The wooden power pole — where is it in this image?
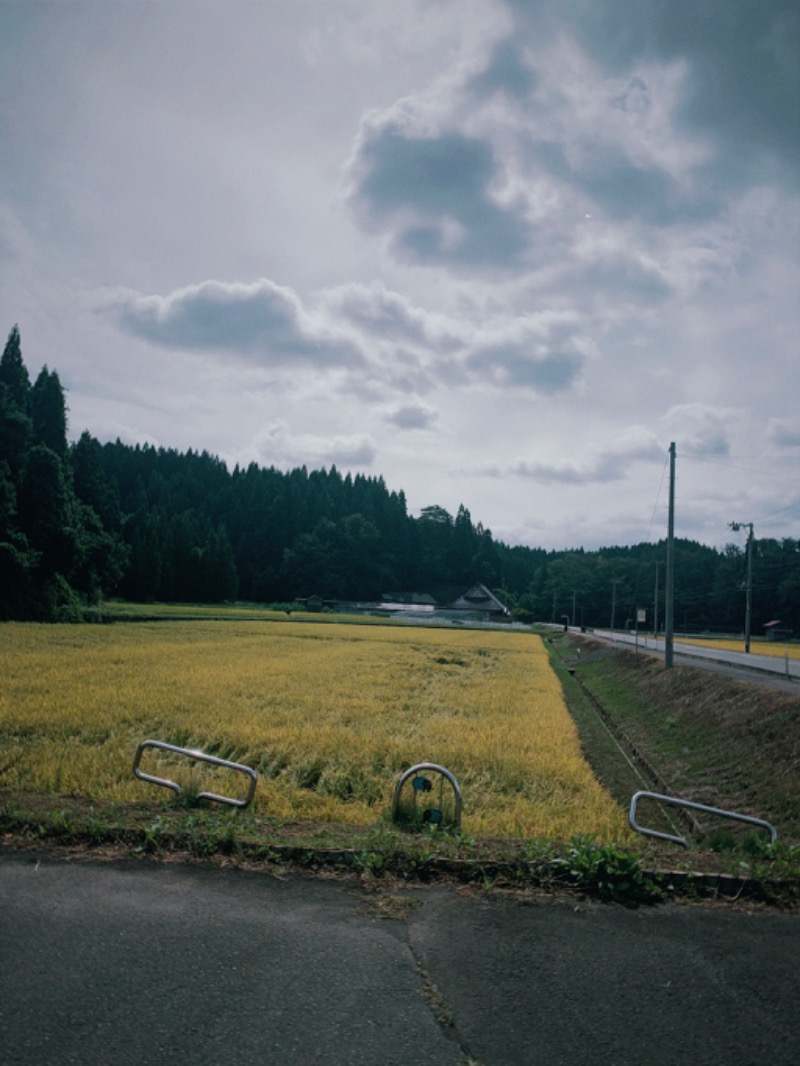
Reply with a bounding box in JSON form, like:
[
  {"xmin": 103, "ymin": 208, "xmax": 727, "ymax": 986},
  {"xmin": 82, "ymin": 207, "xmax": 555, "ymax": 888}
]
[{"xmin": 665, "ymin": 442, "xmax": 675, "ymax": 669}]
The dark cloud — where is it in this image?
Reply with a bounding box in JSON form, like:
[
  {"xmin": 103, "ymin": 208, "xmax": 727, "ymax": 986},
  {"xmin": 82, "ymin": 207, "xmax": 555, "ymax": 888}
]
[
  {"xmin": 506, "ymin": 0, "xmax": 800, "ymax": 186},
  {"xmin": 348, "ymin": 119, "xmax": 530, "ymax": 269},
  {"xmin": 107, "ymin": 279, "xmax": 365, "ymax": 368}
]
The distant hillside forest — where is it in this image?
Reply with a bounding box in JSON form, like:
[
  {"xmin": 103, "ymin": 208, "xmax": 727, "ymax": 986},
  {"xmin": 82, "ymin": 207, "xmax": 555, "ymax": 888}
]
[{"xmin": 1, "ymin": 326, "xmax": 798, "ymax": 633}]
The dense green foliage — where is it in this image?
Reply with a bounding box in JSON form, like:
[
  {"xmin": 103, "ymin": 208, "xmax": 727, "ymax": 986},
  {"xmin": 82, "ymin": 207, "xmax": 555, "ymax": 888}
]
[
  {"xmin": 1, "ymin": 328, "xmax": 128, "ymax": 619},
  {"xmin": 1, "ymin": 326, "xmax": 798, "ymax": 631}
]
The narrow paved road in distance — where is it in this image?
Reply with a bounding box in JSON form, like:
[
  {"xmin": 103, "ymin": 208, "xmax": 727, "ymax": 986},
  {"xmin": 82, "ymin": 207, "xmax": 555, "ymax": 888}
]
[
  {"xmin": 2, "ymin": 851, "xmax": 798, "ymax": 1065},
  {"xmin": 573, "ymin": 627, "xmax": 800, "ymax": 694}
]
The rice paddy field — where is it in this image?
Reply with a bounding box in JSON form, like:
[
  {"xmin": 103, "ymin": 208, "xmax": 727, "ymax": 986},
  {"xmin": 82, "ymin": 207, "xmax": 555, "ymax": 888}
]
[
  {"xmin": 676, "ymin": 637, "xmax": 800, "ymax": 660},
  {"xmin": 0, "ymin": 619, "xmax": 630, "ymax": 842}
]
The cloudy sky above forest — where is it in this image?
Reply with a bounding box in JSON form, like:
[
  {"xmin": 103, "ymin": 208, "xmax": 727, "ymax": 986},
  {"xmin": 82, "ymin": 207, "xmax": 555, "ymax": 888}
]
[{"xmin": 1, "ymin": 0, "xmax": 798, "ymax": 550}]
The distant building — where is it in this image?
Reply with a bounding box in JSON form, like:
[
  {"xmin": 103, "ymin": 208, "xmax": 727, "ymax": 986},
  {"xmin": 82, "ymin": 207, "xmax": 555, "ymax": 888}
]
[
  {"xmin": 442, "ymin": 583, "xmax": 511, "ymax": 623},
  {"xmin": 301, "ymin": 584, "xmax": 512, "ymax": 624},
  {"xmin": 380, "ymin": 592, "xmax": 437, "ymax": 613},
  {"xmin": 763, "ymin": 620, "xmax": 793, "ymax": 642}
]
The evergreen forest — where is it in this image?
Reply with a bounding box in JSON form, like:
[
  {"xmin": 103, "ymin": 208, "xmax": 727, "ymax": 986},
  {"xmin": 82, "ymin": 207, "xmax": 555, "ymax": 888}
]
[{"xmin": 1, "ymin": 326, "xmax": 798, "ymax": 634}]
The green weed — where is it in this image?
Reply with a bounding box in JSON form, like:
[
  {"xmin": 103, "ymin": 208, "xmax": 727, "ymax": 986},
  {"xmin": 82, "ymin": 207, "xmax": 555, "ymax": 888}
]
[{"xmin": 552, "ymin": 834, "xmax": 665, "ymax": 904}]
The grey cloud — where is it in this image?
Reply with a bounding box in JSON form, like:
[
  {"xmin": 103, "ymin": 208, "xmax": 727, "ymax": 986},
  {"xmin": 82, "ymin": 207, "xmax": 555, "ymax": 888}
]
[
  {"xmin": 381, "ymin": 352, "xmax": 440, "ymax": 397},
  {"xmin": 348, "ymin": 119, "xmax": 530, "ymax": 270},
  {"xmin": 321, "ymin": 282, "xmax": 463, "ymax": 350},
  {"xmin": 464, "ymin": 317, "xmax": 587, "ymax": 393},
  {"xmin": 249, "ymin": 422, "xmax": 377, "ymax": 471},
  {"xmin": 326, "ymin": 435, "xmax": 378, "ymax": 467},
  {"xmin": 467, "ymin": 345, "xmax": 582, "ymax": 392},
  {"xmin": 510, "ymin": 456, "xmax": 623, "ymax": 484},
  {"xmin": 576, "ymin": 253, "xmax": 673, "ymax": 302},
  {"xmin": 385, "ymin": 403, "xmax": 438, "ymax": 430},
  {"xmin": 507, "ymin": 437, "xmax": 664, "ymax": 484},
  {"xmin": 660, "ymin": 404, "xmax": 735, "ymax": 457},
  {"xmin": 529, "ymin": 136, "xmax": 715, "ymax": 227},
  {"xmin": 106, "ymin": 279, "xmax": 365, "ymax": 368},
  {"xmin": 768, "ymin": 419, "xmax": 800, "ymax": 449},
  {"xmin": 468, "ymin": 39, "xmax": 537, "ymax": 100}
]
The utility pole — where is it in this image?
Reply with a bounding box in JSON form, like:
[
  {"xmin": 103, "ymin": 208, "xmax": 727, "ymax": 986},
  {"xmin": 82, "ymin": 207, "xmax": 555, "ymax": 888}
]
[
  {"xmin": 572, "ymin": 589, "xmax": 576, "ymax": 628},
  {"xmin": 665, "ymin": 443, "xmax": 675, "ymax": 669},
  {"xmin": 610, "ymin": 580, "xmax": 618, "ymax": 631},
  {"xmin": 729, "ymin": 521, "xmax": 754, "ymax": 653}
]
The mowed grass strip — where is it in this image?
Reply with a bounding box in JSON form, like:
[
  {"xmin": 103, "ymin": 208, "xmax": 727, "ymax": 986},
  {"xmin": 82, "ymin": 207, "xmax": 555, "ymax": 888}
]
[{"xmin": 0, "ymin": 621, "xmax": 629, "ymax": 841}]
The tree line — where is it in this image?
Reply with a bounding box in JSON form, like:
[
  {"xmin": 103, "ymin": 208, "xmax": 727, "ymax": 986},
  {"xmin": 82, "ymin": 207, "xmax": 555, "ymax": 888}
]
[{"xmin": 1, "ymin": 326, "xmax": 798, "ymax": 633}]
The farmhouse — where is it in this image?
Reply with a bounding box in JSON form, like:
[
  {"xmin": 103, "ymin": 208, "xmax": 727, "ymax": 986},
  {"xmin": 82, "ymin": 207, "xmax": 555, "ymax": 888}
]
[
  {"xmin": 302, "ymin": 585, "xmax": 511, "ymax": 624},
  {"xmin": 440, "ymin": 583, "xmax": 511, "ymax": 623}
]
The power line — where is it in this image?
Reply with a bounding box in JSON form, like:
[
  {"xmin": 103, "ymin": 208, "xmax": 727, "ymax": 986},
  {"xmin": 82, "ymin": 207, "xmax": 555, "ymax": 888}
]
[
  {"xmin": 681, "ymin": 453, "xmax": 800, "ymax": 486},
  {"xmin": 646, "ymin": 450, "xmax": 670, "ymax": 543}
]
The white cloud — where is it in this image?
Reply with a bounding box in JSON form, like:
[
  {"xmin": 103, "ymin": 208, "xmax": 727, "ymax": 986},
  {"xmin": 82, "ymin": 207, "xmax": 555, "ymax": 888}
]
[
  {"xmin": 659, "ymin": 404, "xmax": 739, "ymax": 457},
  {"xmin": 236, "ymin": 420, "xmax": 377, "ymax": 472}
]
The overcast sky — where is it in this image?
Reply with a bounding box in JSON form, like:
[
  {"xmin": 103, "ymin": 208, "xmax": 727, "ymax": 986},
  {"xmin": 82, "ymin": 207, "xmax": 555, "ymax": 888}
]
[{"xmin": 2, "ymin": 0, "xmax": 798, "ymax": 551}]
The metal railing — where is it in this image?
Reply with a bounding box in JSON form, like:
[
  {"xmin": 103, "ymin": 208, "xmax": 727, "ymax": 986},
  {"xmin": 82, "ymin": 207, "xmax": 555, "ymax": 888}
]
[
  {"xmin": 392, "ymin": 762, "xmax": 462, "ymax": 830},
  {"xmin": 629, "ymin": 789, "xmax": 777, "ymax": 848},
  {"xmin": 133, "ymin": 739, "xmax": 258, "ymax": 809}
]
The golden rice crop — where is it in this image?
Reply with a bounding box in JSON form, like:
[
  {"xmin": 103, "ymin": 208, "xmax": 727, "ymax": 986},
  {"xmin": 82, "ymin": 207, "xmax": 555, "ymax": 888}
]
[
  {"xmin": 676, "ymin": 637, "xmax": 800, "ymax": 660},
  {"xmin": 0, "ymin": 620, "xmax": 629, "ymax": 841}
]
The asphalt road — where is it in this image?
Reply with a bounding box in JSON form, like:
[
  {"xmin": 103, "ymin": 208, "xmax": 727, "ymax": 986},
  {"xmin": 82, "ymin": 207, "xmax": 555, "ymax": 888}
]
[
  {"xmin": 573, "ymin": 629, "xmax": 800, "ymax": 694},
  {"xmin": 2, "ymin": 851, "xmax": 799, "ymax": 1066}
]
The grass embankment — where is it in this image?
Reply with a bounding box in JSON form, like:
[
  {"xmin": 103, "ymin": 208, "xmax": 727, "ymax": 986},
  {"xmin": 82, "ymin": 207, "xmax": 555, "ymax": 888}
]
[{"xmin": 550, "ymin": 632, "xmax": 800, "ymax": 858}]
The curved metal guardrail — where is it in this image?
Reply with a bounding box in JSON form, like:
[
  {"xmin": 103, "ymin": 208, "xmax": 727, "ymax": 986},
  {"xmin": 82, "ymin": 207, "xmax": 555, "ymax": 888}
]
[
  {"xmin": 629, "ymin": 789, "xmax": 777, "ymax": 848},
  {"xmin": 133, "ymin": 739, "xmax": 258, "ymax": 809},
  {"xmin": 392, "ymin": 762, "xmax": 462, "ymax": 830}
]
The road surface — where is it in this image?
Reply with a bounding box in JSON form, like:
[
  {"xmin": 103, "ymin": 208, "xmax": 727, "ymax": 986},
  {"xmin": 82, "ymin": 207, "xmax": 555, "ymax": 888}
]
[{"xmin": 1, "ymin": 850, "xmax": 798, "ymax": 1065}]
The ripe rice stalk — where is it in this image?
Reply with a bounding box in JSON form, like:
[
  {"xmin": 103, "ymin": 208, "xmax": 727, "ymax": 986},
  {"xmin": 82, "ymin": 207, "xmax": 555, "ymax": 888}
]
[
  {"xmin": 676, "ymin": 637, "xmax": 799, "ymax": 660},
  {"xmin": 0, "ymin": 620, "xmax": 630, "ymax": 841}
]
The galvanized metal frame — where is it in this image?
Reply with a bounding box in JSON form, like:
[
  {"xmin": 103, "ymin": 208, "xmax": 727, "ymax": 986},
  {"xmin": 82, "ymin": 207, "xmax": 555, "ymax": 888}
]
[
  {"xmin": 629, "ymin": 789, "xmax": 777, "ymax": 848},
  {"xmin": 133, "ymin": 739, "xmax": 258, "ymax": 809},
  {"xmin": 392, "ymin": 762, "xmax": 462, "ymax": 830}
]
